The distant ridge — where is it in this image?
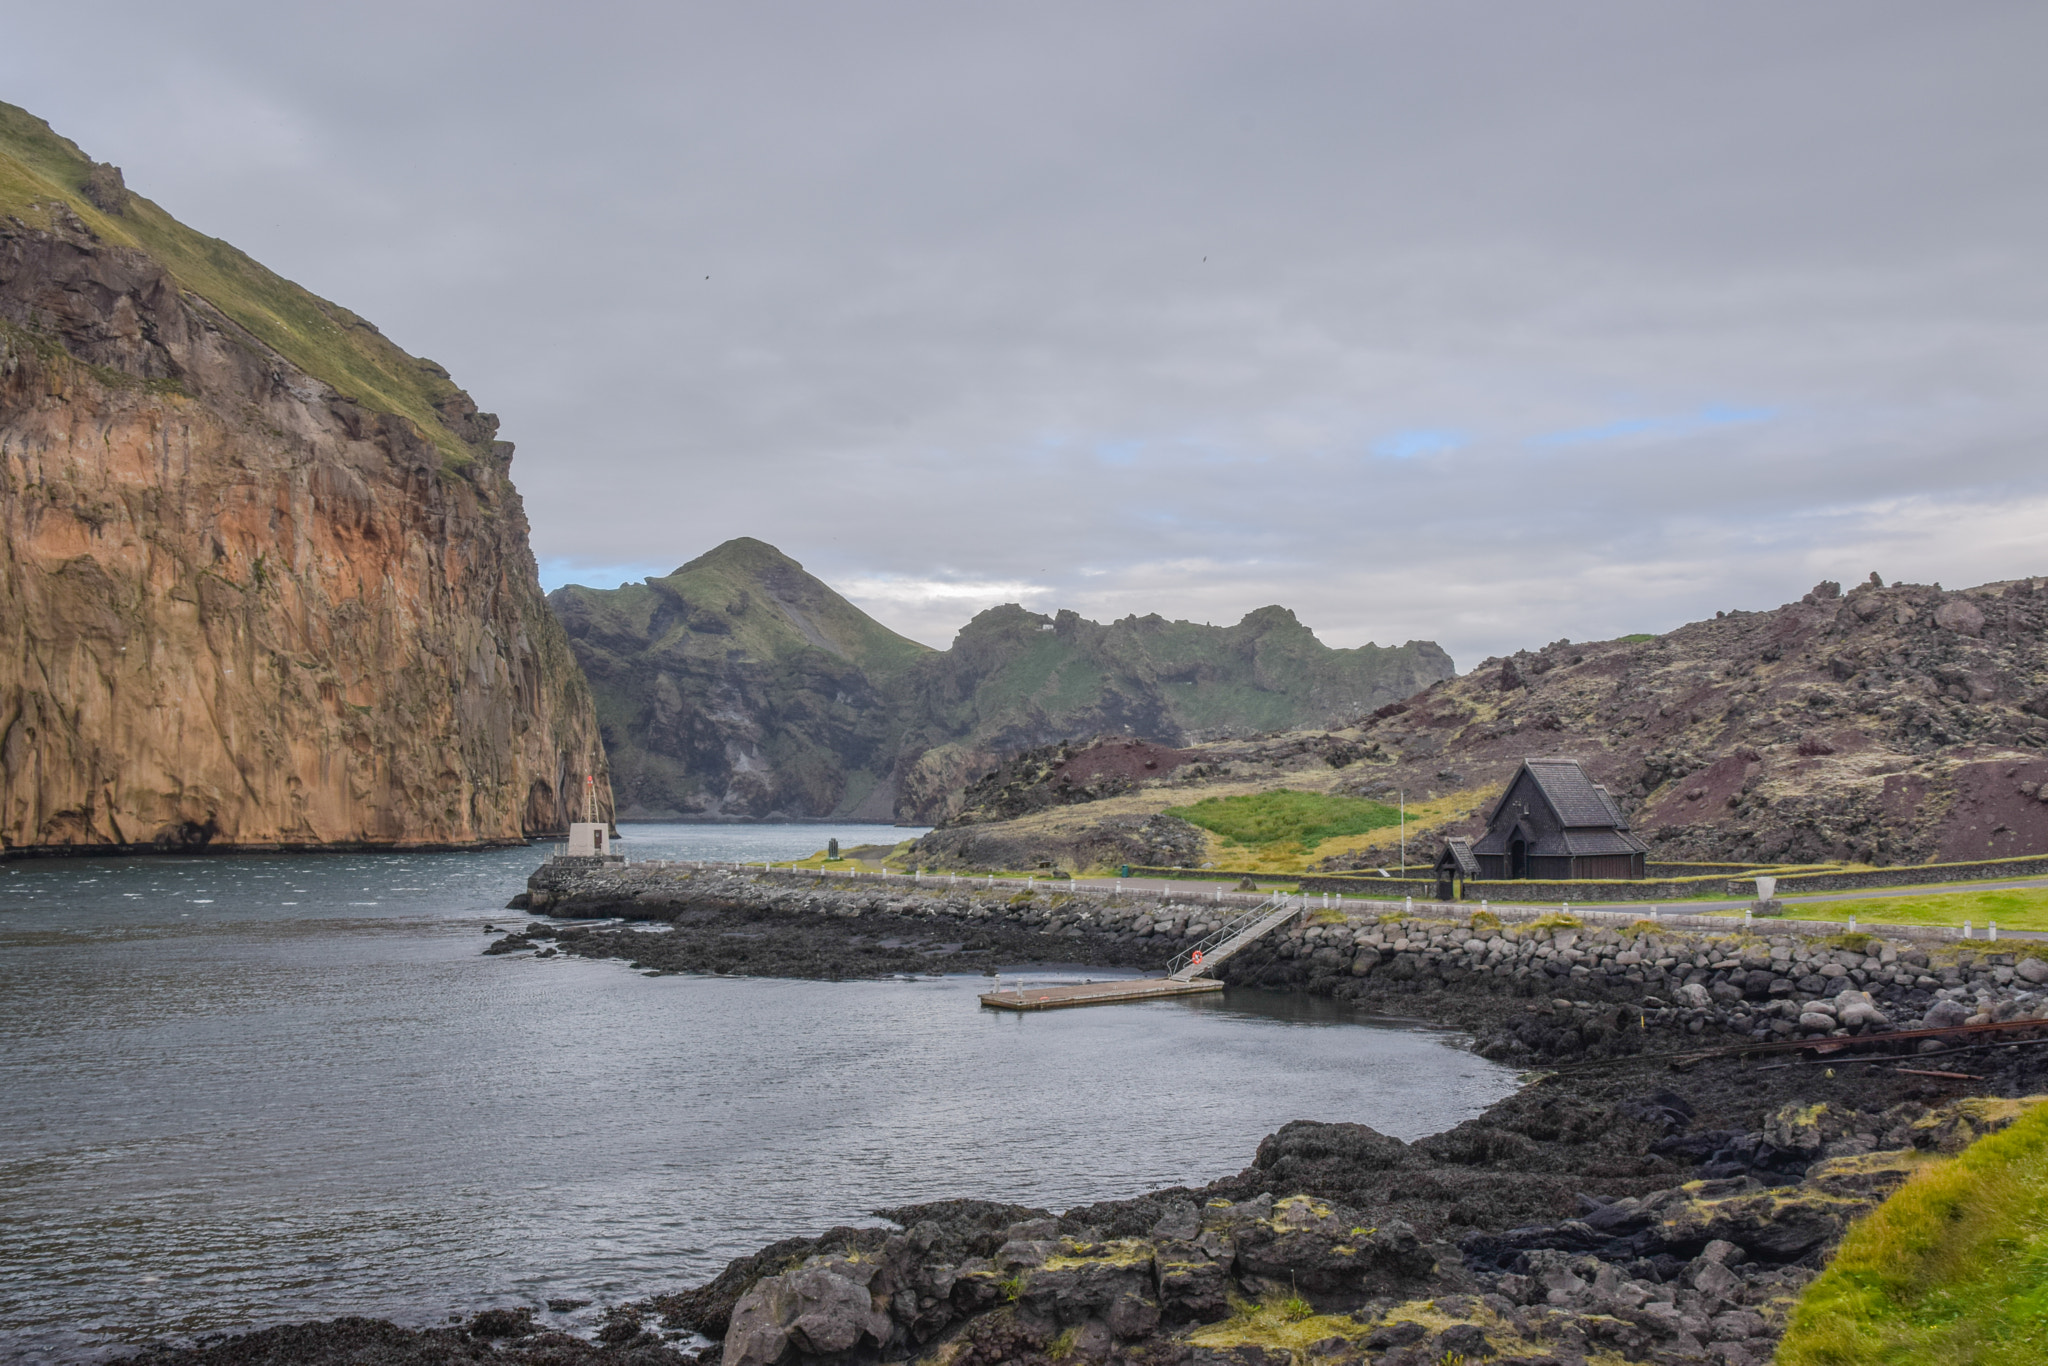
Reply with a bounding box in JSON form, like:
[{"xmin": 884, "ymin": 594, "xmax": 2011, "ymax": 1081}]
[{"xmin": 550, "ymin": 538, "xmax": 1455, "ymax": 822}]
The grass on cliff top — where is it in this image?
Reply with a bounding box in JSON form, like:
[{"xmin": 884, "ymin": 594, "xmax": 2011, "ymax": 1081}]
[
  {"xmin": 1776, "ymin": 1099, "xmax": 2048, "ymax": 1365},
  {"xmin": 0, "ymin": 101, "xmax": 476, "ymax": 469},
  {"xmin": 1165, "ymin": 789, "xmax": 1403, "ymax": 856}
]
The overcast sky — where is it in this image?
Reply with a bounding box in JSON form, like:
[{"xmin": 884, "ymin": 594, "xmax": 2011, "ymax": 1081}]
[{"xmin": 6, "ymin": 2, "xmax": 2044, "ymax": 666}]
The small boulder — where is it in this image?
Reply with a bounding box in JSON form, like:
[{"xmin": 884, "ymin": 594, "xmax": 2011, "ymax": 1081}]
[
  {"xmin": 1149, "ymin": 1201, "xmax": 1200, "ymax": 1242},
  {"xmin": 468, "ymin": 1307, "xmax": 536, "ymax": 1339},
  {"xmin": 1153, "ymin": 1236, "xmax": 1234, "ymax": 1321},
  {"xmin": 725, "ymin": 1266, "xmax": 895, "ymax": 1366},
  {"xmin": 1434, "ymin": 1323, "xmax": 1491, "ymax": 1358},
  {"xmin": 1925, "ymin": 999, "xmax": 1972, "ymax": 1028},
  {"xmin": 1364, "ymin": 1320, "xmax": 1428, "ymax": 1349},
  {"xmin": 1687, "ymin": 1257, "xmax": 1743, "ymax": 1303},
  {"xmin": 1934, "ymin": 598, "xmax": 1986, "ymax": 636}
]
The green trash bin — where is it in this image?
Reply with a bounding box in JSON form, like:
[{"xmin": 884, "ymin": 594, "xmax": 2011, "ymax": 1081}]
[{"xmin": 1118, "ymin": 865, "xmax": 1131, "ymax": 879}]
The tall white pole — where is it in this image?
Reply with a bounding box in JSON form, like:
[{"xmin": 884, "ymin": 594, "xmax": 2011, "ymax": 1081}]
[{"xmin": 1399, "ymin": 789, "xmax": 1405, "ymax": 877}]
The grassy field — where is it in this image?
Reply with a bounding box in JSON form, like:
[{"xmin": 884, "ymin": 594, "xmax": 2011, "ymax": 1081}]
[
  {"xmin": 1781, "ymin": 886, "xmax": 2048, "ymax": 932},
  {"xmin": 1164, "ymin": 789, "xmax": 1404, "ymax": 865},
  {"xmin": 1776, "ymin": 1100, "xmax": 2048, "ymax": 1364}
]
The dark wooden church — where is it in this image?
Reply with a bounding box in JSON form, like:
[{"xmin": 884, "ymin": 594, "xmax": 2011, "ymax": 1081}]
[{"xmin": 1437, "ymin": 757, "xmax": 1648, "ymax": 890}]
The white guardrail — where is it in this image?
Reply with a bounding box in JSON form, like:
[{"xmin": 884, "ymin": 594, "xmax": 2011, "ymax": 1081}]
[{"xmin": 580, "ymin": 855, "xmax": 2045, "ymax": 945}]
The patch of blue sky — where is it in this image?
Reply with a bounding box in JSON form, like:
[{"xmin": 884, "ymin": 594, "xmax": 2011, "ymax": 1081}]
[
  {"xmin": 1531, "ymin": 404, "xmax": 1778, "ymax": 449},
  {"xmin": 537, "ymin": 558, "xmax": 678, "ymax": 592},
  {"xmin": 1093, "ymin": 438, "xmax": 1146, "ymax": 467},
  {"xmin": 1371, "ymin": 428, "xmax": 1467, "ymax": 460}
]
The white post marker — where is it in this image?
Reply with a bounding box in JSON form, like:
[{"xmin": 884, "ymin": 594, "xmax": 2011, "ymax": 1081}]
[{"xmin": 1992, "ymin": 921, "xmax": 1999, "ymax": 941}]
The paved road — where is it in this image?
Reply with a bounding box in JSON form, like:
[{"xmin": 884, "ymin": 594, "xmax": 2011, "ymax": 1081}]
[{"xmin": 754, "ymin": 862, "xmax": 2048, "ymax": 932}]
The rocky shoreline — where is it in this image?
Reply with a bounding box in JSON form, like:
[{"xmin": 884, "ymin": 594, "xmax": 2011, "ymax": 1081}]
[{"xmin": 117, "ymin": 862, "xmax": 2048, "ymax": 1366}]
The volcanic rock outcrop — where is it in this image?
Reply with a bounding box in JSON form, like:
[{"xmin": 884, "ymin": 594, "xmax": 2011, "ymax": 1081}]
[
  {"xmin": 0, "ymin": 102, "xmax": 610, "ymax": 852},
  {"xmin": 552, "ymin": 540, "xmax": 1452, "ymax": 823},
  {"xmin": 1329, "ymin": 574, "xmax": 2048, "ymax": 866},
  {"xmin": 892, "ymin": 573, "xmax": 2048, "ymax": 874}
]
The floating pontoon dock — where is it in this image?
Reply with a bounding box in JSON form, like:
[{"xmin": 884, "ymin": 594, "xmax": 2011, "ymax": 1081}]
[{"xmin": 979, "ymin": 977, "xmax": 1226, "ymax": 1011}]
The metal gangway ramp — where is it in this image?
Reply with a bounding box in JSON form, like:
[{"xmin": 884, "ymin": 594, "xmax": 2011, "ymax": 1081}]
[
  {"xmin": 1166, "ymin": 892, "xmax": 1301, "ymax": 980},
  {"xmin": 980, "ymin": 893, "xmax": 1303, "ymax": 1010}
]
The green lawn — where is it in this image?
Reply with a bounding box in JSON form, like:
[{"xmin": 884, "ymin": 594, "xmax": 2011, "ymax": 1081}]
[
  {"xmin": 1776, "ymin": 1100, "xmax": 2048, "ymax": 1364},
  {"xmin": 1164, "ymin": 789, "xmax": 1404, "ymax": 854},
  {"xmin": 1786, "ymin": 887, "xmax": 2048, "ymax": 934}
]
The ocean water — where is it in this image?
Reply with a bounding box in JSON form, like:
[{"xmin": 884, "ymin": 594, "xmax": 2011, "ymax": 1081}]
[{"xmin": 0, "ymin": 827, "xmax": 1519, "ymax": 1361}]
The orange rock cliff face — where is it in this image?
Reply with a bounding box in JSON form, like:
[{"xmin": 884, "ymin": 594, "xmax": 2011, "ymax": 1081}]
[{"xmin": 0, "ymin": 111, "xmax": 611, "ymax": 852}]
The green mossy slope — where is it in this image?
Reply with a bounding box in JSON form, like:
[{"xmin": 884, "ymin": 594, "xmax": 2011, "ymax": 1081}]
[
  {"xmin": 0, "ymin": 102, "xmax": 478, "ymax": 466},
  {"xmin": 1777, "ymin": 1099, "xmax": 2048, "ymax": 1364}
]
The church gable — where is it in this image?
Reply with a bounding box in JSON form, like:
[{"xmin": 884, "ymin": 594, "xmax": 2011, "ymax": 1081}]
[{"xmin": 1467, "ymin": 757, "xmax": 1647, "ymax": 882}]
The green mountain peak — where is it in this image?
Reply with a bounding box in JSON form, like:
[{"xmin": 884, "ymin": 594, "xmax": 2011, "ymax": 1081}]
[
  {"xmin": 552, "ymin": 541, "xmax": 1456, "ymax": 822},
  {"xmin": 671, "ymin": 536, "xmax": 806, "ymax": 579}
]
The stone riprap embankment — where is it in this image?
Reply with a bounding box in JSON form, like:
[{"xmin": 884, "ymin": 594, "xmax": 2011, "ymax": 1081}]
[
  {"xmin": 1217, "ymin": 911, "xmax": 2048, "ymax": 1067},
  {"xmin": 506, "ymin": 861, "xmax": 2048, "ymax": 1068}
]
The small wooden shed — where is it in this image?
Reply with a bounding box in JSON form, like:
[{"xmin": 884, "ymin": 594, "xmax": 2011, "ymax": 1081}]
[{"xmin": 1469, "ymin": 758, "xmax": 1647, "ymax": 881}]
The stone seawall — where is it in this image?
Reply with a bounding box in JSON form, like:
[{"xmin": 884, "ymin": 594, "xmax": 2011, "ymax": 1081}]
[{"xmin": 515, "ymin": 860, "xmax": 2048, "ymax": 1064}]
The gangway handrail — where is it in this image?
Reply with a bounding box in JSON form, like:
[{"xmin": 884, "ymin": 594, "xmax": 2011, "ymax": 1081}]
[{"xmin": 1164, "ymin": 892, "xmax": 1296, "ymax": 978}]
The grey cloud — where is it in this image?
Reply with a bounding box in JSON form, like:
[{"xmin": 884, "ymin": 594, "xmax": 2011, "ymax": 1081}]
[{"xmin": 5, "ymin": 1, "xmax": 2043, "ymax": 666}]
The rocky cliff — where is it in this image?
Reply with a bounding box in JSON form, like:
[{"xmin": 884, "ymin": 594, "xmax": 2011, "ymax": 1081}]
[
  {"xmin": 0, "ymin": 103, "xmax": 610, "ymax": 852},
  {"xmin": 550, "ymin": 540, "xmax": 1453, "ymax": 822}
]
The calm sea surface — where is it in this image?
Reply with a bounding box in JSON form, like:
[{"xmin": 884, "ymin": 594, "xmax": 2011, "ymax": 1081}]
[{"xmin": 0, "ymin": 824, "xmax": 1519, "ymax": 1361}]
